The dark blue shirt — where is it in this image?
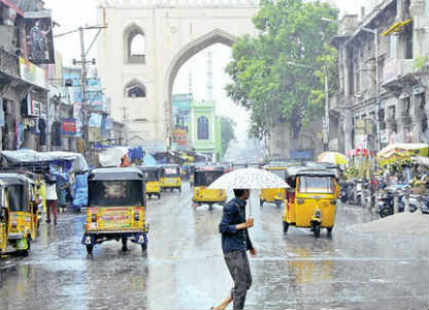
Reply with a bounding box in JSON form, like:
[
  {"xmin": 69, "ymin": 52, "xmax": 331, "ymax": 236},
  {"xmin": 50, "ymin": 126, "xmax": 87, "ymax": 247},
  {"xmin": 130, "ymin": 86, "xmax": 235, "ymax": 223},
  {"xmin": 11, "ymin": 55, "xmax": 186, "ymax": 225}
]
[{"xmin": 219, "ymin": 197, "xmax": 254, "ymax": 254}]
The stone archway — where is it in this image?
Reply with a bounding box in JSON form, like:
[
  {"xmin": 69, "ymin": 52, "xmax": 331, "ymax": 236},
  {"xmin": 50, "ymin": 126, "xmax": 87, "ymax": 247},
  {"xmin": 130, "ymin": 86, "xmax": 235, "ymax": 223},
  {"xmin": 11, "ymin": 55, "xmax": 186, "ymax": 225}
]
[{"xmin": 163, "ymin": 29, "xmax": 236, "ymax": 140}]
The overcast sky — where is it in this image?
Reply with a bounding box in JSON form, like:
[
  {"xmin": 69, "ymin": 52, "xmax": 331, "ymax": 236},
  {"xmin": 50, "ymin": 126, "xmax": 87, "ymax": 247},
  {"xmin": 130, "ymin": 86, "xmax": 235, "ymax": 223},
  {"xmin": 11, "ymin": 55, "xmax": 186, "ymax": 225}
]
[{"xmin": 44, "ymin": 0, "xmax": 376, "ymax": 139}]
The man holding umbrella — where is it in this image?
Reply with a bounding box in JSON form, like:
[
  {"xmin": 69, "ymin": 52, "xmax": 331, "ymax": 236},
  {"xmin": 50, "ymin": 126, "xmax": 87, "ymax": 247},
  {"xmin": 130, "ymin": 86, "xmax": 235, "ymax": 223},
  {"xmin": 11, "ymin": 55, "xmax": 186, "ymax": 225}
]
[{"xmin": 213, "ymin": 188, "xmax": 256, "ymax": 310}]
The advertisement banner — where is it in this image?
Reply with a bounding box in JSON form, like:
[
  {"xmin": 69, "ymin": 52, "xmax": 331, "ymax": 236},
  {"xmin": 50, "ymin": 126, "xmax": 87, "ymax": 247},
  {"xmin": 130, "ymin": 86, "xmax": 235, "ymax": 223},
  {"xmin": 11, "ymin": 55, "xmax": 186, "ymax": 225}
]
[
  {"xmin": 173, "ymin": 128, "xmax": 188, "ymax": 146},
  {"xmin": 61, "ymin": 118, "xmax": 77, "ymax": 136},
  {"xmin": 19, "ymin": 57, "xmax": 47, "ymax": 88},
  {"xmin": 24, "ymin": 10, "xmax": 55, "ymax": 64}
]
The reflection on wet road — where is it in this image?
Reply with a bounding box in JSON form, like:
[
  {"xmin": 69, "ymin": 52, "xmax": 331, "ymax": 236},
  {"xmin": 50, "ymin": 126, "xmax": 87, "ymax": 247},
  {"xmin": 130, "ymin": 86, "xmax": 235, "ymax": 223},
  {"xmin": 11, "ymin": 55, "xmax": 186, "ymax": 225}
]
[{"xmin": 1, "ymin": 183, "xmax": 428, "ymax": 309}]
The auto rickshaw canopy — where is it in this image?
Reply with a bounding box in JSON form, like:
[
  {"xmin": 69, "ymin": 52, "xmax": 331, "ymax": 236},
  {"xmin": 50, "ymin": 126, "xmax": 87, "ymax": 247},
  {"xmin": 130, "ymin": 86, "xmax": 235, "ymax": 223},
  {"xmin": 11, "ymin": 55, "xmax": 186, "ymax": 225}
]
[{"xmin": 89, "ymin": 168, "xmax": 144, "ymax": 181}]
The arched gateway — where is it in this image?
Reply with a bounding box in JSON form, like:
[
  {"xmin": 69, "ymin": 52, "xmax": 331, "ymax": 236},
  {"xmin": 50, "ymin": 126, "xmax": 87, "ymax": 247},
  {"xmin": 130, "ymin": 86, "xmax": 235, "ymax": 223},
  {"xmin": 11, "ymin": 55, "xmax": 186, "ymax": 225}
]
[{"xmin": 97, "ymin": 0, "xmax": 258, "ymax": 146}]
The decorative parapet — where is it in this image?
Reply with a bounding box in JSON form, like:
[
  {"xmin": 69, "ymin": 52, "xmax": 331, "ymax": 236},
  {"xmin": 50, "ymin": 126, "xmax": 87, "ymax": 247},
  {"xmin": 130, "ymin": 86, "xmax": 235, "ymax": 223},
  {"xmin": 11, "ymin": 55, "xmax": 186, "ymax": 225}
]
[{"xmin": 98, "ymin": 0, "xmax": 259, "ymax": 8}]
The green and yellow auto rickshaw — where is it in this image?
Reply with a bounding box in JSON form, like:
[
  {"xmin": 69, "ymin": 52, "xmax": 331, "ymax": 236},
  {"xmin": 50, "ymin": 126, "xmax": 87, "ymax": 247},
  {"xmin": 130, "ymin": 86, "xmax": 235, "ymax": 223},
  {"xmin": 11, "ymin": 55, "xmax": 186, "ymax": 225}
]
[
  {"xmin": 160, "ymin": 164, "xmax": 182, "ymax": 192},
  {"xmin": 192, "ymin": 166, "xmax": 226, "ymax": 210},
  {"xmin": 138, "ymin": 166, "xmax": 161, "ymax": 199},
  {"xmin": 82, "ymin": 168, "xmax": 149, "ymax": 255},
  {"xmin": 0, "ymin": 174, "xmax": 39, "ymax": 255}
]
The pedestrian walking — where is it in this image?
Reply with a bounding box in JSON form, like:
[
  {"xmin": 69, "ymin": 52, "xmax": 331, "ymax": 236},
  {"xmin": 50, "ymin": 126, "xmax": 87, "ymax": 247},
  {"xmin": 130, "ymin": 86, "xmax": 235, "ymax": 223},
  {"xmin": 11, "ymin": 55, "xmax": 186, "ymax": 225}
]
[
  {"xmin": 56, "ymin": 170, "xmax": 69, "ymax": 213},
  {"xmin": 212, "ymin": 188, "xmax": 256, "ymax": 310},
  {"xmin": 45, "ymin": 173, "xmax": 58, "ymax": 225}
]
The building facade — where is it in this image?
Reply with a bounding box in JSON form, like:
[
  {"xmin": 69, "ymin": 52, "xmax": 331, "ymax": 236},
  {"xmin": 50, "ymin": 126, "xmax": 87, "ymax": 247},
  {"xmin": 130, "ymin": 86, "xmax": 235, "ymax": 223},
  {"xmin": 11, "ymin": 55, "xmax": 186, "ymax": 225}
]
[
  {"xmin": 331, "ymin": 0, "xmax": 429, "ymax": 153},
  {"xmin": 0, "ymin": 0, "xmax": 50, "ymax": 151}
]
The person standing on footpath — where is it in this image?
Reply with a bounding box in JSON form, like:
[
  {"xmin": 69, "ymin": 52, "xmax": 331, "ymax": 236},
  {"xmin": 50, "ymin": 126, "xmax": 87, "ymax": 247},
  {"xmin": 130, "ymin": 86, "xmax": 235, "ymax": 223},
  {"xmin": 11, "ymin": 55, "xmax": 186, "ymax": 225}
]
[
  {"xmin": 45, "ymin": 173, "xmax": 58, "ymax": 225},
  {"xmin": 212, "ymin": 188, "xmax": 256, "ymax": 310}
]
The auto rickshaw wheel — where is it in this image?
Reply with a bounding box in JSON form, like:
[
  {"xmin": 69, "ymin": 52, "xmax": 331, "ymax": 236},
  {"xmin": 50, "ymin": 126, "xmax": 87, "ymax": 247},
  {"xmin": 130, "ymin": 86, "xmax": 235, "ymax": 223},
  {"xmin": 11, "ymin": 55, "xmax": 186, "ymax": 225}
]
[
  {"xmin": 260, "ymin": 200, "xmax": 264, "ymax": 208},
  {"xmin": 121, "ymin": 238, "xmax": 128, "ymax": 251},
  {"xmin": 208, "ymin": 203, "xmax": 213, "ymax": 211},
  {"xmin": 178, "ymin": 187, "xmax": 182, "ymax": 192},
  {"xmin": 282, "ymin": 222, "xmax": 289, "ymax": 234},
  {"xmin": 313, "ymin": 223, "xmax": 321, "ymax": 238},
  {"xmin": 275, "ymin": 200, "xmax": 282, "ymax": 208},
  {"xmin": 141, "ymin": 243, "xmax": 147, "ymax": 251},
  {"xmin": 327, "ymin": 227, "xmax": 333, "ymax": 235},
  {"xmin": 86, "ymin": 244, "xmax": 94, "ymax": 255}
]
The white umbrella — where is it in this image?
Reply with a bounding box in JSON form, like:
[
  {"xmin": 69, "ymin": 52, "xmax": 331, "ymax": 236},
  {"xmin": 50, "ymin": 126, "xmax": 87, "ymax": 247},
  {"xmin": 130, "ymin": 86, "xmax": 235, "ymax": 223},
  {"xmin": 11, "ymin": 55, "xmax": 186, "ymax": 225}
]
[
  {"xmin": 208, "ymin": 167, "xmax": 289, "ymax": 190},
  {"xmin": 208, "ymin": 168, "xmax": 289, "ymax": 216}
]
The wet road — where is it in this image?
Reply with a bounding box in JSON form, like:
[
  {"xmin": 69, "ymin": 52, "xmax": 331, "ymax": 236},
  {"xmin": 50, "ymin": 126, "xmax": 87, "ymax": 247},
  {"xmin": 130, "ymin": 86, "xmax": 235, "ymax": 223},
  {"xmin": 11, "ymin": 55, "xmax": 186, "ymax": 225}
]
[{"xmin": 1, "ymin": 183, "xmax": 428, "ymax": 310}]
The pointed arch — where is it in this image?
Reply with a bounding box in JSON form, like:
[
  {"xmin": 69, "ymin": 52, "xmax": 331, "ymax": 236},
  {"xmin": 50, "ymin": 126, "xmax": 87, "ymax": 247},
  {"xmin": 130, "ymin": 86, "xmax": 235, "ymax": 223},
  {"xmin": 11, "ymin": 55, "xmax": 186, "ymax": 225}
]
[
  {"xmin": 125, "ymin": 79, "xmax": 146, "ymax": 98},
  {"xmin": 123, "ymin": 23, "xmax": 146, "ymax": 64}
]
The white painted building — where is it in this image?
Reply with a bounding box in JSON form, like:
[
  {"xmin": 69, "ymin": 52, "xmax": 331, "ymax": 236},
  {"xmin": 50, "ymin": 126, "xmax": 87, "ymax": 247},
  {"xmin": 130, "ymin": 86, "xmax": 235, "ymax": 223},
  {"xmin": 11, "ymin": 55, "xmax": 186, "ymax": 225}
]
[{"xmin": 96, "ymin": 0, "xmax": 258, "ymax": 147}]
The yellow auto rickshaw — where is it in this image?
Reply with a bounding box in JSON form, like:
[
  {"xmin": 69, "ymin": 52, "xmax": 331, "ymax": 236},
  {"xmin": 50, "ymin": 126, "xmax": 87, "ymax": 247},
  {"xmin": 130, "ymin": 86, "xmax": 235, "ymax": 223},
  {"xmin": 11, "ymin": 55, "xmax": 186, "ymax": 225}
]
[
  {"xmin": 160, "ymin": 164, "xmax": 182, "ymax": 192},
  {"xmin": 283, "ymin": 168, "xmax": 339, "ymax": 238},
  {"xmin": 138, "ymin": 166, "xmax": 161, "ymax": 199},
  {"xmin": 260, "ymin": 165, "xmax": 288, "ymax": 208},
  {"xmin": 0, "ymin": 174, "xmax": 39, "ymax": 255},
  {"xmin": 0, "ymin": 181, "xmax": 9, "ymax": 255},
  {"xmin": 193, "ymin": 166, "xmax": 226, "ymax": 210},
  {"xmin": 82, "ymin": 168, "xmax": 149, "ymax": 255}
]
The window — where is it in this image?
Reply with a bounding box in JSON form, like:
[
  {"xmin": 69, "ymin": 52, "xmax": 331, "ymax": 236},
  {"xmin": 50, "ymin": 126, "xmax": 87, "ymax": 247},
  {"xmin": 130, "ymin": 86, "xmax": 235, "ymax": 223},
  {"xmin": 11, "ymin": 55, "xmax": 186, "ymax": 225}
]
[
  {"xmin": 197, "ymin": 116, "xmax": 209, "ymax": 140},
  {"xmin": 130, "ymin": 34, "xmax": 145, "ymax": 56},
  {"xmin": 298, "ymin": 176, "xmax": 334, "ymax": 194},
  {"xmin": 125, "ymin": 80, "xmax": 146, "ymax": 98},
  {"xmin": 124, "ymin": 24, "xmax": 146, "ymax": 64}
]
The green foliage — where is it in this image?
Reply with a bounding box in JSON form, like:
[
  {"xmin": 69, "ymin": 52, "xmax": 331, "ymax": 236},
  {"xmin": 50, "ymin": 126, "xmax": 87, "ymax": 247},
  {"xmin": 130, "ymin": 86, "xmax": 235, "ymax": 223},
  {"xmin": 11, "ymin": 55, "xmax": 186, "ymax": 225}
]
[
  {"xmin": 414, "ymin": 55, "xmax": 429, "ymax": 71},
  {"xmin": 225, "ymin": 0, "xmax": 339, "ymax": 139},
  {"xmin": 220, "ymin": 116, "xmax": 236, "ymax": 156}
]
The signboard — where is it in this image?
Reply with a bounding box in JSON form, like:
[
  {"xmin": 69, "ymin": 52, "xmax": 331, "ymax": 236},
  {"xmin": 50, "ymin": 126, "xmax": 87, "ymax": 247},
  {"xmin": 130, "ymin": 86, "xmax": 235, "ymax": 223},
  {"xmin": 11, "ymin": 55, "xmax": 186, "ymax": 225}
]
[
  {"xmin": 290, "ymin": 149, "xmax": 313, "ymax": 161},
  {"xmin": 19, "ymin": 57, "xmax": 47, "ymax": 88},
  {"xmin": 24, "ymin": 10, "xmax": 55, "ymax": 64},
  {"xmin": 26, "ymin": 93, "xmax": 40, "ymax": 117},
  {"xmin": 173, "ymin": 128, "xmax": 188, "ymax": 146},
  {"xmin": 61, "ymin": 118, "xmax": 77, "ymax": 136}
]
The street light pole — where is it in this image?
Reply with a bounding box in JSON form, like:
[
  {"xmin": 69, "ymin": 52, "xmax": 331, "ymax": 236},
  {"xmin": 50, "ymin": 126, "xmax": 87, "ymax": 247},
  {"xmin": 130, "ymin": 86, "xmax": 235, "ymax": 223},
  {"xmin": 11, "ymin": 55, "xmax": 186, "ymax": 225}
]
[{"xmin": 324, "ymin": 65, "xmax": 329, "ymax": 151}]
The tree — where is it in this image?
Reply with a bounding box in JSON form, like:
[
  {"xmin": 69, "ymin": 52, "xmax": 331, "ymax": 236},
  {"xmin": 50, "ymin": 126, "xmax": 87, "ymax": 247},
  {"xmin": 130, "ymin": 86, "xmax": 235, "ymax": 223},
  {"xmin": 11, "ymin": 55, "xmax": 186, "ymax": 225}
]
[
  {"xmin": 225, "ymin": 0, "xmax": 339, "ymax": 140},
  {"xmin": 220, "ymin": 116, "xmax": 236, "ymax": 157}
]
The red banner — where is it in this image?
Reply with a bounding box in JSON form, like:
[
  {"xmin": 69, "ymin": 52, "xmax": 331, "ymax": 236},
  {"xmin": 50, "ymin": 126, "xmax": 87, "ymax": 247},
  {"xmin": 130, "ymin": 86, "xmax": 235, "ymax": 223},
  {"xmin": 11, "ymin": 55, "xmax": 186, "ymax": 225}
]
[{"xmin": 62, "ymin": 119, "xmax": 77, "ymax": 135}]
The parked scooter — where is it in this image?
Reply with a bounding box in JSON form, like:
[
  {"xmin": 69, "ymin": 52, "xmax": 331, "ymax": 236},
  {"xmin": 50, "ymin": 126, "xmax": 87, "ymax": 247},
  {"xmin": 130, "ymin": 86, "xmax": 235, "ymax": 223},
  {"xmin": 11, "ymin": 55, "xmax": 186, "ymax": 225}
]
[{"xmin": 409, "ymin": 194, "xmax": 429, "ymax": 214}]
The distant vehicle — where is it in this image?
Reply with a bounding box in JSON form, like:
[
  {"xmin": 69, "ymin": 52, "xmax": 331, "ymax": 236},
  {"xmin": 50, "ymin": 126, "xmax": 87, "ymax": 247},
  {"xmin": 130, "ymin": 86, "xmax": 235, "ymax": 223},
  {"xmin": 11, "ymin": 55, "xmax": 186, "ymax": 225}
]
[{"xmin": 192, "ymin": 166, "xmax": 226, "ymax": 210}]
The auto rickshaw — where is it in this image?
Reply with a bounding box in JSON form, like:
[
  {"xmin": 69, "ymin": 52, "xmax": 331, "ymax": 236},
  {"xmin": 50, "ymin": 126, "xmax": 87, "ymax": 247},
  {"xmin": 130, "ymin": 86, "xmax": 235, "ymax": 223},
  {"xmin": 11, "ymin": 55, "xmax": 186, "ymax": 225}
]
[
  {"xmin": 138, "ymin": 166, "xmax": 161, "ymax": 199},
  {"xmin": 283, "ymin": 168, "xmax": 339, "ymax": 238},
  {"xmin": 260, "ymin": 165, "xmax": 288, "ymax": 208},
  {"xmin": 0, "ymin": 181, "xmax": 9, "ymax": 255},
  {"xmin": 192, "ymin": 166, "xmax": 226, "ymax": 210},
  {"xmin": 0, "ymin": 174, "xmax": 39, "ymax": 255},
  {"xmin": 160, "ymin": 164, "xmax": 182, "ymax": 192},
  {"xmin": 82, "ymin": 168, "xmax": 149, "ymax": 255}
]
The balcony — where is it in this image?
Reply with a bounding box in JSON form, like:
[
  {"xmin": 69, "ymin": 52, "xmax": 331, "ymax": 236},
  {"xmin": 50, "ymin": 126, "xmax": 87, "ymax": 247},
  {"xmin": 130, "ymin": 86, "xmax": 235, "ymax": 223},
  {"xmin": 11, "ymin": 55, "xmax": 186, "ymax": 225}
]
[
  {"xmin": 0, "ymin": 47, "xmax": 19, "ymax": 79},
  {"xmin": 382, "ymin": 59, "xmax": 422, "ymax": 94}
]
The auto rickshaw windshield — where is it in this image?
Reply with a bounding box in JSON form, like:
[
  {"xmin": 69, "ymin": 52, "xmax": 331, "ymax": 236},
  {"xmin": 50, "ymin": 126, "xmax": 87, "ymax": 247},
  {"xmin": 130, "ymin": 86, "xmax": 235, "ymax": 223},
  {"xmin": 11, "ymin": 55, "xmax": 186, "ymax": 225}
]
[
  {"xmin": 298, "ymin": 176, "xmax": 335, "ymax": 194},
  {"xmin": 8, "ymin": 185, "xmax": 26, "ymax": 211},
  {"xmin": 194, "ymin": 171, "xmax": 223, "ymax": 187},
  {"xmin": 142, "ymin": 170, "xmax": 160, "ymax": 181},
  {"xmin": 163, "ymin": 167, "xmax": 179, "ymax": 177},
  {"xmin": 88, "ymin": 180, "xmax": 144, "ymax": 207}
]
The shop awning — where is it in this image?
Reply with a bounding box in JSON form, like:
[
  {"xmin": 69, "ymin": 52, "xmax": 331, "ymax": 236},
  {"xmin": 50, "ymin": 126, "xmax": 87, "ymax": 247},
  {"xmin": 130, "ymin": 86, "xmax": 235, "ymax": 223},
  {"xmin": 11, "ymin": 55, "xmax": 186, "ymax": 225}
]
[{"xmin": 382, "ymin": 18, "xmax": 412, "ymax": 37}]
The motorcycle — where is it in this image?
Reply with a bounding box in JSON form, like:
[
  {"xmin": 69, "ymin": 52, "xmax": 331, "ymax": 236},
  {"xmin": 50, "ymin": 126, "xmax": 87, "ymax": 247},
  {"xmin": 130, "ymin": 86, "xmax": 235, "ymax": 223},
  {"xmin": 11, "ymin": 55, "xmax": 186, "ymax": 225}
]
[{"xmin": 409, "ymin": 194, "xmax": 429, "ymax": 214}]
